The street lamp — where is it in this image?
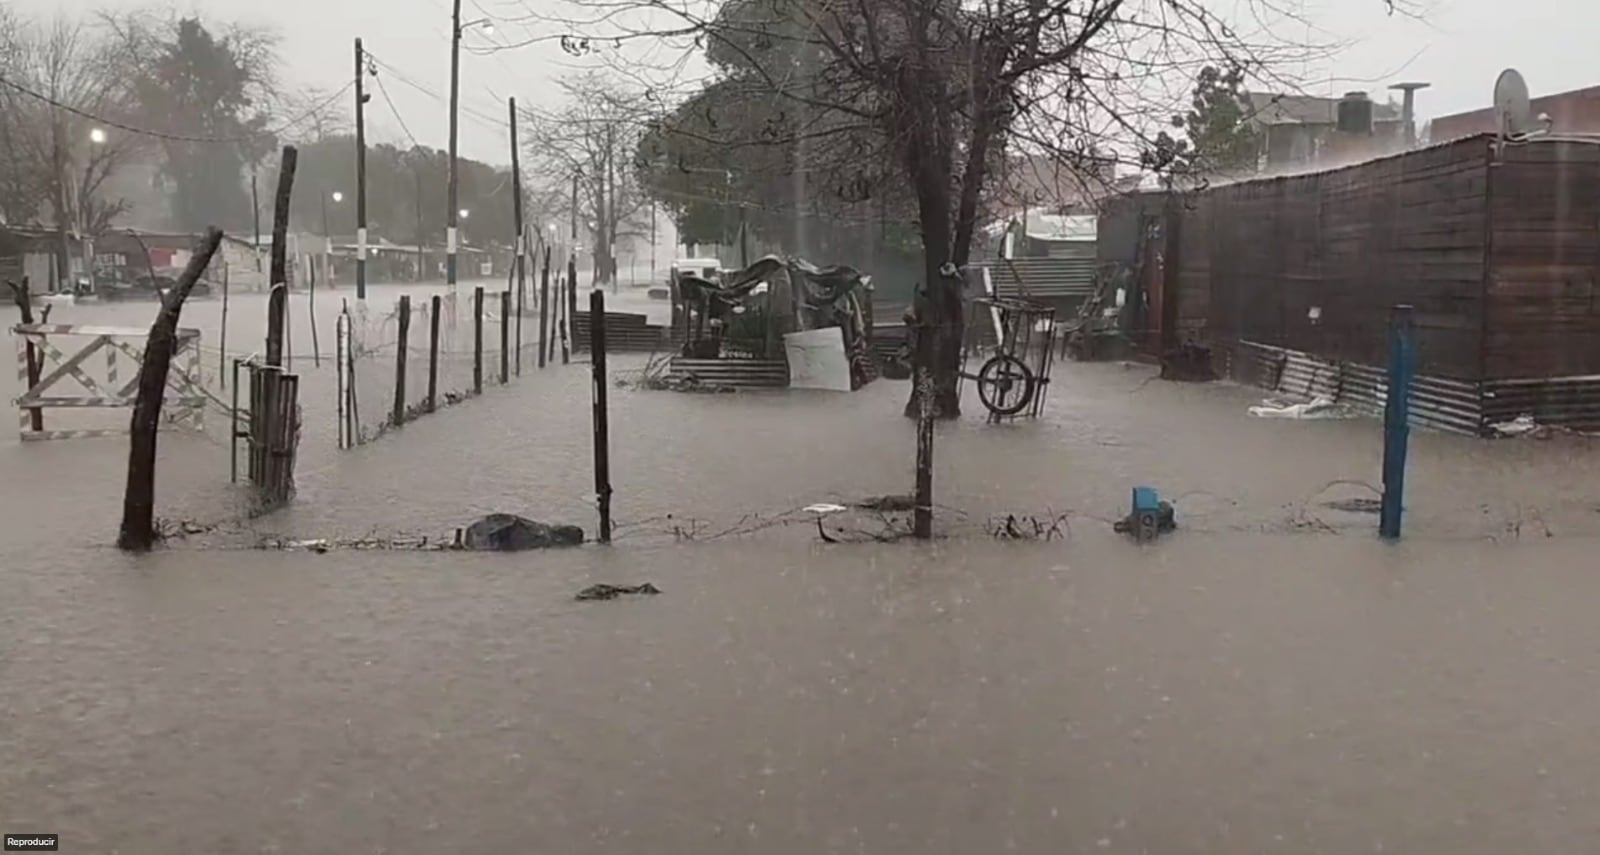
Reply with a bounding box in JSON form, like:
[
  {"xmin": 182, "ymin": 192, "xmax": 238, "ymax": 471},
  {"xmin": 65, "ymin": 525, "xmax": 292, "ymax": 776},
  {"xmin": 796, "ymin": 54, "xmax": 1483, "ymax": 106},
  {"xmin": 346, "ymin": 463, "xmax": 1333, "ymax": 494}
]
[
  {"xmin": 446, "ymin": 2, "xmax": 497, "ymax": 291},
  {"xmin": 89, "ymin": 128, "xmax": 107, "ymax": 145},
  {"xmin": 459, "ymin": 208, "xmax": 471, "ymax": 219},
  {"xmin": 322, "ymin": 191, "xmax": 344, "ymax": 287}
]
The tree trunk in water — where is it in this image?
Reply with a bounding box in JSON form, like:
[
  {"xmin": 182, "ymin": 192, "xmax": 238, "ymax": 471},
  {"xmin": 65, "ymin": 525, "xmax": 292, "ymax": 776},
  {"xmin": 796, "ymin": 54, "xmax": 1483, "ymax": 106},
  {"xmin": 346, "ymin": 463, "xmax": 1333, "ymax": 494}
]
[
  {"xmin": 117, "ymin": 228, "xmax": 226, "ymax": 552},
  {"xmin": 266, "ymin": 147, "xmax": 297, "ymax": 368},
  {"xmin": 6, "ymin": 278, "xmax": 43, "ymax": 431},
  {"xmin": 898, "ymin": 88, "xmax": 962, "ymax": 420}
]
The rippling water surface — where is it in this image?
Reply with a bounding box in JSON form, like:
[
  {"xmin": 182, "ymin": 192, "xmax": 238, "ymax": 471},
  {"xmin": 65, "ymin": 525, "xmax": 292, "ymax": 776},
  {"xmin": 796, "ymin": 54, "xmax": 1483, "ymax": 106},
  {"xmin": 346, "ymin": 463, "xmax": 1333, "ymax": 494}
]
[{"xmin": 4, "ymin": 287, "xmax": 1599, "ymax": 853}]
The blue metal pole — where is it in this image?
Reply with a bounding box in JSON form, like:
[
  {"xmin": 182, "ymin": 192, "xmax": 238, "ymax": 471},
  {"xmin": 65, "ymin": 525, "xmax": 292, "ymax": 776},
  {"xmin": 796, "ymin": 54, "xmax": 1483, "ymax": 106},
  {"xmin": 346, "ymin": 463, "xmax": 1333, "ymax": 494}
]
[{"xmin": 1380, "ymin": 304, "xmax": 1415, "ymax": 540}]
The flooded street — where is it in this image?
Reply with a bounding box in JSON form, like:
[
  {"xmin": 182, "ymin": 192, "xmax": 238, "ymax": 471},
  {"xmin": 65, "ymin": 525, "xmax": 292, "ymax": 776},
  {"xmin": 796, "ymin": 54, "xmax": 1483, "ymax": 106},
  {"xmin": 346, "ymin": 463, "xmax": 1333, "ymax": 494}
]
[{"xmin": 5, "ymin": 287, "xmax": 1600, "ymax": 852}]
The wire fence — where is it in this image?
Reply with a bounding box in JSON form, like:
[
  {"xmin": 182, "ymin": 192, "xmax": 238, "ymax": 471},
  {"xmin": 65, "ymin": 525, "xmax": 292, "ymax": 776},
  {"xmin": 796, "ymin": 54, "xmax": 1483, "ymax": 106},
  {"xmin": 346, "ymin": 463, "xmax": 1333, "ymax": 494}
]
[{"xmin": 337, "ymin": 285, "xmax": 546, "ymax": 447}]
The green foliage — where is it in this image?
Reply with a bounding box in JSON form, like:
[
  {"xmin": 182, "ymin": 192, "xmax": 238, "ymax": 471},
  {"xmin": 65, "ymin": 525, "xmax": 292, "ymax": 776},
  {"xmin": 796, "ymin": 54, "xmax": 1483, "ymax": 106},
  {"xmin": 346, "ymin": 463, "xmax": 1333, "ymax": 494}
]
[
  {"xmin": 634, "ymin": 11, "xmax": 918, "ymax": 266},
  {"xmin": 130, "ymin": 16, "xmax": 277, "ymax": 232},
  {"xmin": 267, "ymin": 136, "xmax": 518, "ymax": 247},
  {"xmin": 1145, "ymin": 65, "xmax": 1260, "ymax": 176}
]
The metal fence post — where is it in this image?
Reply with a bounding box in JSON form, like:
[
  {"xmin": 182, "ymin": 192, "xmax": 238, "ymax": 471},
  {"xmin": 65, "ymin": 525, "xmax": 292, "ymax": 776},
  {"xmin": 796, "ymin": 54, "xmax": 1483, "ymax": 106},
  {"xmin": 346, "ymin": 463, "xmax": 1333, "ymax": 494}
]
[
  {"xmin": 393, "ymin": 295, "xmax": 411, "ymax": 428},
  {"xmin": 590, "ymin": 290, "xmax": 612, "ymax": 543},
  {"xmin": 500, "ymin": 289, "xmax": 510, "ymax": 384},
  {"xmin": 428, "ymin": 294, "xmax": 442, "ymax": 412},
  {"xmin": 1380, "ymin": 304, "xmax": 1415, "ymax": 540},
  {"xmin": 474, "ymin": 286, "xmax": 485, "ymax": 394}
]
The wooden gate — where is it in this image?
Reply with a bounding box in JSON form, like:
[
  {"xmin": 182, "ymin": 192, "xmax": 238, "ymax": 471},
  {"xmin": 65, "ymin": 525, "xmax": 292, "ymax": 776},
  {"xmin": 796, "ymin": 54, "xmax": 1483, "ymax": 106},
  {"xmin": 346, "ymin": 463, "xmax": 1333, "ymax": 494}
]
[
  {"xmin": 232, "ymin": 361, "xmax": 300, "ymax": 509},
  {"xmin": 12, "ymin": 323, "xmax": 207, "ymax": 440}
]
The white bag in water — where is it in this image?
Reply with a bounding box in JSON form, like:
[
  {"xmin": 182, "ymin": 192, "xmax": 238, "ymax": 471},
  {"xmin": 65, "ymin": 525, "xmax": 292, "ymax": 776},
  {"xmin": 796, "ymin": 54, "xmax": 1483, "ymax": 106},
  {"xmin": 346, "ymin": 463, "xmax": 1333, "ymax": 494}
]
[{"xmin": 1248, "ymin": 395, "xmax": 1342, "ymax": 419}]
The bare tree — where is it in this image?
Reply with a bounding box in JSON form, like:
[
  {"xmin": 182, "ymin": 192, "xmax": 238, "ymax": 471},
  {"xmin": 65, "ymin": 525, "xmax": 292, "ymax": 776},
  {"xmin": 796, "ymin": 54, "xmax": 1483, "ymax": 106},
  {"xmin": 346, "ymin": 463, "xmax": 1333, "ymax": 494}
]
[
  {"xmin": 0, "ymin": 14, "xmax": 145, "ymax": 287},
  {"xmin": 538, "ymin": 0, "xmax": 1402, "ymax": 417},
  {"xmin": 521, "ymin": 72, "xmax": 653, "ymax": 285},
  {"xmin": 276, "ymin": 86, "xmax": 351, "ymax": 144}
]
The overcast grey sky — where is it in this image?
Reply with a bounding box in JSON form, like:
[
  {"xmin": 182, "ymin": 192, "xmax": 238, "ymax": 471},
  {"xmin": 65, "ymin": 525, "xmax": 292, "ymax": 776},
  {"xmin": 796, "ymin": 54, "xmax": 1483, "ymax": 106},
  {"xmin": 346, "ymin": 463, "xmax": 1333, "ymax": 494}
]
[{"xmin": 13, "ymin": 0, "xmax": 1597, "ymax": 165}]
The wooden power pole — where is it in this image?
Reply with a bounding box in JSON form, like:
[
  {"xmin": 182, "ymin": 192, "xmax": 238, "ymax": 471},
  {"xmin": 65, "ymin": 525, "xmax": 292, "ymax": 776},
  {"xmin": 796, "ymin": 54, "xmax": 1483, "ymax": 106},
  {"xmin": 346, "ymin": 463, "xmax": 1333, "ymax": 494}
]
[
  {"xmin": 355, "ymin": 37, "xmax": 370, "ymax": 300},
  {"xmin": 510, "ymin": 96, "xmax": 526, "ymax": 375}
]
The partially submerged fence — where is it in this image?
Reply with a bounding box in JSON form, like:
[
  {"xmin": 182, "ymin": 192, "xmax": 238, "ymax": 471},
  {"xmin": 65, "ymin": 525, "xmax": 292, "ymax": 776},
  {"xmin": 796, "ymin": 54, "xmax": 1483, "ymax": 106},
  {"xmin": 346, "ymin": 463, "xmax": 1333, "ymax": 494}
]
[
  {"xmin": 232, "ymin": 360, "xmax": 301, "ymax": 508},
  {"xmin": 335, "ymin": 281, "xmax": 554, "ymax": 448},
  {"xmin": 11, "ymin": 322, "xmax": 211, "ymax": 441}
]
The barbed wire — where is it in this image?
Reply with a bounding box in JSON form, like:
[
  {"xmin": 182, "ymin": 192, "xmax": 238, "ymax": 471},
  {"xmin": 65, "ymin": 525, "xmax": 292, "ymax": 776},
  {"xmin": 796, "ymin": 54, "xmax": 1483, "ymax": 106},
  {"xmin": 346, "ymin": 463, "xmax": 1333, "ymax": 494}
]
[{"xmin": 0, "ymin": 75, "xmax": 354, "ymax": 145}]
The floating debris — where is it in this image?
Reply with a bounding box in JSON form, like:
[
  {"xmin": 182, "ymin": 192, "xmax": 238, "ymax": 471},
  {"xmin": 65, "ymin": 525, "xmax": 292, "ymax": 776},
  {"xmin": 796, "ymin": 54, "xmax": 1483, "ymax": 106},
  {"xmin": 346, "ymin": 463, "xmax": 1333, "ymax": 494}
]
[
  {"xmin": 853, "ymin": 494, "xmax": 917, "ymax": 512},
  {"xmin": 461, "ymin": 514, "xmax": 584, "ymax": 551},
  {"xmin": 575, "ymin": 583, "xmax": 661, "ymax": 601},
  {"xmin": 1323, "ymin": 497, "xmax": 1382, "ymax": 514},
  {"xmin": 987, "ymin": 513, "xmax": 1071, "ymax": 541},
  {"xmin": 1248, "ymin": 395, "xmax": 1346, "ymax": 420}
]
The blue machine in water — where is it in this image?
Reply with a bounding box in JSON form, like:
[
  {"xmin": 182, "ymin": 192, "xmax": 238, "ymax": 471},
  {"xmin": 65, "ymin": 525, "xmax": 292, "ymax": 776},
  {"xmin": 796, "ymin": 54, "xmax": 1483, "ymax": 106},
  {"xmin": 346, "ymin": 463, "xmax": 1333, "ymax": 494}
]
[{"xmin": 1115, "ymin": 486, "xmax": 1175, "ymax": 542}]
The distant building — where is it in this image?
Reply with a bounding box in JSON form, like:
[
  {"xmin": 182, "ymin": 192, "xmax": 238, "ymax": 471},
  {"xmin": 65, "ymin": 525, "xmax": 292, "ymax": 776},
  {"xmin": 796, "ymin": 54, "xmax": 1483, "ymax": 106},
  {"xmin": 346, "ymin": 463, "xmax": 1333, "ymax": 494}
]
[
  {"xmin": 1429, "ymin": 84, "xmax": 1600, "ymax": 141},
  {"xmin": 1246, "ymin": 92, "xmax": 1405, "ymax": 169}
]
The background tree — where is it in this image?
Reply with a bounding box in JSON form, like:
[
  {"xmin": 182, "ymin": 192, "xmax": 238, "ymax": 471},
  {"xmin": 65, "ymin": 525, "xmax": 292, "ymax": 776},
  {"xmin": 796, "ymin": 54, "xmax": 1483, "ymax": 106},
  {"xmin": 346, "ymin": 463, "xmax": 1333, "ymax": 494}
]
[
  {"xmin": 264, "ymin": 135, "xmax": 518, "ymax": 250},
  {"xmin": 106, "ymin": 12, "xmax": 280, "ymax": 233},
  {"xmin": 521, "ymin": 72, "xmax": 652, "ymax": 285},
  {"xmin": 553, "ymin": 0, "xmax": 1397, "ymax": 418},
  {"xmin": 0, "ymin": 13, "xmax": 146, "ymax": 286},
  {"xmin": 1147, "ymin": 65, "xmax": 1261, "ymax": 179}
]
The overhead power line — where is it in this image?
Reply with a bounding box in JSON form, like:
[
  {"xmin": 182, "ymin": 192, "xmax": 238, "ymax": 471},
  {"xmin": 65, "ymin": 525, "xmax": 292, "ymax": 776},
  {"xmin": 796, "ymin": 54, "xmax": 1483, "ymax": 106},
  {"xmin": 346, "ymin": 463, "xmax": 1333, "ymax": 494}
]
[
  {"xmin": 0, "ymin": 75, "xmax": 353, "ymax": 144},
  {"xmin": 365, "ymin": 52, "xmax": 510, "ymax": 136},
  {"xmin": 373, "ymin": 73, "xmax": 422, "ymax": 150}
]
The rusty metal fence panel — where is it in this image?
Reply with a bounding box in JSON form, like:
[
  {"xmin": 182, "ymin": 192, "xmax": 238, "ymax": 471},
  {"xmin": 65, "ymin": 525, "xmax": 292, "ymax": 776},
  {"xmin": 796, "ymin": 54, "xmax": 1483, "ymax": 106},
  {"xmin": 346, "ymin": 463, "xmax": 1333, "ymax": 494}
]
[{"xmin": 234, "ymin": 362, "xmax": 300, "ymax": 509}]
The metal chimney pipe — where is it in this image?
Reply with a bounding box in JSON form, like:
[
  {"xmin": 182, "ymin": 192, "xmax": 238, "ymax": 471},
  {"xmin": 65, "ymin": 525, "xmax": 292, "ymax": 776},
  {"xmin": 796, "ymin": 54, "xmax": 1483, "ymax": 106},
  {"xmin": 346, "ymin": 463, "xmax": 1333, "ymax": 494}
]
[{"xmin": 1389, "ymin": 82, "xmax": 1432, "ymax": 148}]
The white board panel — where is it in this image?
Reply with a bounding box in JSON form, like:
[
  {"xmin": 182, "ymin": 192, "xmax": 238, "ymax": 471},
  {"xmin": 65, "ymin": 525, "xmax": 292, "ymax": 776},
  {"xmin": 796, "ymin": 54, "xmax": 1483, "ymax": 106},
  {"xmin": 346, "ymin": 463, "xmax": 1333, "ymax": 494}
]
[{"xmin": 784, "ymin": 328, "xmax": 852, "ymax": 392}]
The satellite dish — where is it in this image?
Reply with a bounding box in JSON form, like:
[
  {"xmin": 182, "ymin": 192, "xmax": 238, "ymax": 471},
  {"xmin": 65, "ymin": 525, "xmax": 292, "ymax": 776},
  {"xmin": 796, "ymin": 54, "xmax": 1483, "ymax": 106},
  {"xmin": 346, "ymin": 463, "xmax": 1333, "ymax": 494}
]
[{"xmin": 1493, "ymin": 68, "xmax": 1535, "ymax": 137}]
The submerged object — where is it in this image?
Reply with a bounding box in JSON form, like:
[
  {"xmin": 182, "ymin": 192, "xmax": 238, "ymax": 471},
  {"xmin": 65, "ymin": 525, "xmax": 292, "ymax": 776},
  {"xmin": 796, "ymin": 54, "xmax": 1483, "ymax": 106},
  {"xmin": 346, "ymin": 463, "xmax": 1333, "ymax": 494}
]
[{"xmin": 1114, "ymin": 486, "xmax": 1176, "ymax": 542}]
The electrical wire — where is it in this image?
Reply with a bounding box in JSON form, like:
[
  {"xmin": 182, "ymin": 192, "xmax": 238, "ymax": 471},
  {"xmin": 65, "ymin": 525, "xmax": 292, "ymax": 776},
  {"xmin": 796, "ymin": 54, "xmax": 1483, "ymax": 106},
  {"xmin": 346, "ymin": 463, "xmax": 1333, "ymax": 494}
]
[
  {"xmin": 366, "ymin": 52, "xmax": 509, "ymax": 135},
  {"xmin": 372, "ymin": 73, "xmax": 422, "ymax": 150},
  {"xmin": 0, "ymin": 75, "xmax": 353, "ymax": 144}
]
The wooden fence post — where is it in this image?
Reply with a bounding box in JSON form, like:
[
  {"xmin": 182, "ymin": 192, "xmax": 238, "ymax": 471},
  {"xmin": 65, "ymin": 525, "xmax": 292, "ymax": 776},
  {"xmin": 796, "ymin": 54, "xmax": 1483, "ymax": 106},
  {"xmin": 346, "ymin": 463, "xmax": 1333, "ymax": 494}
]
[
  {"xmin": 473, "ymin": 286, "xmax": 485, "ymax": 394},
  {"xmin": 913, "ymin": 324, "xmax": 935, "ymax": 539},
  {"xmin": 230, "ymin": 358, "xmax": 241, "ymax": 481},
  {"xmin": 7, "ymin": 278, "xmax": 43, "ymax": 432},
  {"xmin": 538, "ymin": 248, "xmax": 550, "ymax": 369},
  {"xmin": 500, "ymin": 290, "xmax": 511, "ymax": 383},
  {"xmin": 266, "ymin": 147, "xmax": 296, "ymax": 368},
  {"xmin": 590, "ymin": 289, "xmax": 612, "ymax": 543},
  {"xmin": 428, "ymin": 294, "xmax": 441, "ymax": 412},
  {"xmin": 118, "ymin": 228, "xmax": 225, "ymax": 552},
  {"xmin": 567, "ymin": 256, "xmax": 579, "ymax": 364},
  {"xmin": 393, "ymin": 295, "xmax": 410, "ymax": 427},
  {"xmin": 559, "ymin": 268, "xmax": 570, "ymax": 365}
]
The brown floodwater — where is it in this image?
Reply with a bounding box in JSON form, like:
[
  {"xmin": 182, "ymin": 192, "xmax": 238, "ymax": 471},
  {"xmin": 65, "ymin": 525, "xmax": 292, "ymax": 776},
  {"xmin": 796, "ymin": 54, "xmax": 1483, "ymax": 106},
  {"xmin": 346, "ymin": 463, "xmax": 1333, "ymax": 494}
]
[{"xmin": 3, "ymin": 287, "xmax": 1599, "ymax": 853}]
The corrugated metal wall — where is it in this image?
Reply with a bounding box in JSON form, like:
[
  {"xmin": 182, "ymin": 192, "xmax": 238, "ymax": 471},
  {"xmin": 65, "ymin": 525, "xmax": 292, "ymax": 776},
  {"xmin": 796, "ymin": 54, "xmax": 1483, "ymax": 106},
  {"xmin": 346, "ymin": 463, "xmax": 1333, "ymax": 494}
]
[
  {"xmin": 981, "ymin": 255, "xmax": 1098, "ymax": 301},
  {"xmin": 1175, "ymin": 135, "xmax": 1493, "ymax": 380},
  {"xmin": 1484, "ymin": 139, "xmax": 1600, "ymax": 379}
]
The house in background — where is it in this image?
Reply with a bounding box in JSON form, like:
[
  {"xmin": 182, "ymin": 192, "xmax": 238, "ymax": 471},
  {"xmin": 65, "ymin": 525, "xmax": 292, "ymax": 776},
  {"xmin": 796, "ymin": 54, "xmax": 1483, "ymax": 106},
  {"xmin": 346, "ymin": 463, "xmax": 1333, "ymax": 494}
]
[
  {"xmin": 1246, "ymin": 92, "xmax": 1406, "ymax": 169},
  {"xmin": 1429, "ymin": 84, "xmax": 1600, "ymax": 141}
]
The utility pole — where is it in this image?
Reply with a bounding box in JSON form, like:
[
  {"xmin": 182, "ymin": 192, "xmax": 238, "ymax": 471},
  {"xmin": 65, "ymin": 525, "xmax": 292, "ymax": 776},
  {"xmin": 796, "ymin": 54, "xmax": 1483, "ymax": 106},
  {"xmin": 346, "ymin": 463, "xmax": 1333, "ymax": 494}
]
[
  {"xmin": 510, "ymin": 96, "xmax": 525, "ymax": 375},
  {"xmin": 738, "ymin": 205, "xmax": 749, "ymax": 268},
  {"xmin": 414, "ymin": 165, "xmax": 425, "ymax": 281},
  {"xmin": 606, "ymin": 130, "xmax": 617, "ymax": 291},
  {"xmin": 446, "ymin": 0, "xmax": 463, "ymax": 291},
  {"xmin": 320, "ymin": 193, "xmax": 330, "ymax": 288},
  {"xmin": 251, "ymin": 168, "xmax": 262, "ymax": 273},
  {"xmin": 355, "ymin": 38, "xmax": 369, "ymax": 299},
  {"xmin": 570, "ymin": 171, "xmax": 579, "ymax": 265}
]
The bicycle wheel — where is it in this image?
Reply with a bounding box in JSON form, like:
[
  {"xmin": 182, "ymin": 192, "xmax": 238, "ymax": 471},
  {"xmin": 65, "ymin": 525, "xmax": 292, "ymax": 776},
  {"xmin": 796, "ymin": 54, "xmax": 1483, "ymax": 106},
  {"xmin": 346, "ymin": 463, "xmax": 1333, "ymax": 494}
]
[{"xmin": 976, "ymin": 354, "xmax": 1035, "ymax": 416}]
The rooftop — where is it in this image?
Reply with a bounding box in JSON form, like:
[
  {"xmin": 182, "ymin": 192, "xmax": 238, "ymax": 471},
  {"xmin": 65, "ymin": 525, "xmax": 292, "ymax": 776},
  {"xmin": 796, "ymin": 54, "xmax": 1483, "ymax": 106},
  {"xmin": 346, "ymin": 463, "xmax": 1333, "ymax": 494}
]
[{"xmin": 1246, "ymin": 92, "xmax": 1404, "ymax": 127}]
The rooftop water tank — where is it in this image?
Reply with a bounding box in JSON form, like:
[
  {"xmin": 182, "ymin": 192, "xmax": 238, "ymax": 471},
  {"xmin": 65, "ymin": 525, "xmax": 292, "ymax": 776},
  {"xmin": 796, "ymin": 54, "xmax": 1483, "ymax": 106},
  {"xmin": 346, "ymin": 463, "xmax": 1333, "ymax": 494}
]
[{"xmin": 1337, "ymin": 91, "xmax": 1374, "ymax": 135}]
